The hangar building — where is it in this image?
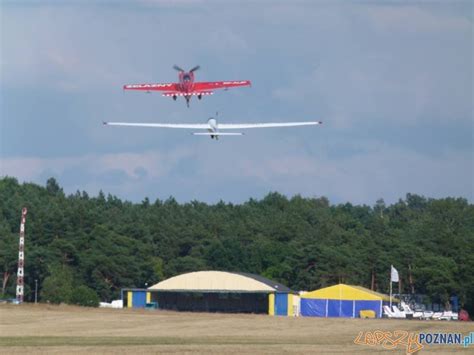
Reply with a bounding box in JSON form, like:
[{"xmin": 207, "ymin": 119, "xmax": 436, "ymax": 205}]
[{"xmin": 124, "ymin": 270, "xmax": 297, "ymax": 315}]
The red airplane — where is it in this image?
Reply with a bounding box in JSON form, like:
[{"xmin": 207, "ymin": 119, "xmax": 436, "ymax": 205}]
[{"xmin": 123, "ymin": 65, "xmax": 251, "ymax": 107}]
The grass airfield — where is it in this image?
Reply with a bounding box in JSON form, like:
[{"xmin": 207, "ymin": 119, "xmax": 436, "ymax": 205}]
[{"xmin": 0, "ymin": 303, "xmax": 472, "ymax": 354}]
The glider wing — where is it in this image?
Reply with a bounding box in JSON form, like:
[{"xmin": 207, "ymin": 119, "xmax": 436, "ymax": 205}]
[
  {"xmin": 218, "ymin": 121, "xmax": 322, "ymax": 129},
  {"xmin": 104, "ymin": 122, "xmax": 208, "ymax": 129}
]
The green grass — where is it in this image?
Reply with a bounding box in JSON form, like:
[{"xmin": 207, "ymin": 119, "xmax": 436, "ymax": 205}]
[{"xmin": 0, "ymin": 336, "xmax": 325, "ymax": 347}]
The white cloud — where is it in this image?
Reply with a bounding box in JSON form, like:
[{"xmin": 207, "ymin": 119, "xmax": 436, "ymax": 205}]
[
  {"xmin": 1, "ymin": 140, "xmax": 472, "ymax": 204},
  {"xmin": 0, "ymin": 148, "xmax": 194, "ymax": 183},
  {"xmin": 221, "ymin": 143, "xmax": 473, "ymax": 204}
]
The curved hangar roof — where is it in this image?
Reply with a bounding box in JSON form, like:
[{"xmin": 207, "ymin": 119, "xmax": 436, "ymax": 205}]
[{"xmin": 148, "ymin": 271, "xmax": 293, "ymax": 293}]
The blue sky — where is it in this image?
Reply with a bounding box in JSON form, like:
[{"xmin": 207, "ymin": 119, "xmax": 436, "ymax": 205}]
[{"xmin": 1, "ymin": 0, "xmax": 472, "ymax": 205}]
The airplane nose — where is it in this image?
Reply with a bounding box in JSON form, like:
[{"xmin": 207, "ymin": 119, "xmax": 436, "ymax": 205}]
[{"xmin": 207, "ymin": 118, "xmax": 217, "ymax": 129}]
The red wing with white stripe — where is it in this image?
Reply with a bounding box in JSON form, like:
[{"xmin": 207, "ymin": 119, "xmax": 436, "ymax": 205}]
[
  {"xmin": 193, "ymin": 81, "xmax": 251, "ymax": 91},
  {"xmin": 123, "ymin": 83, "xmax": 180, "ymax": 92},
  {"xmin": 122, "ymin": 66, "xmax": 251, "ymax": 106}
]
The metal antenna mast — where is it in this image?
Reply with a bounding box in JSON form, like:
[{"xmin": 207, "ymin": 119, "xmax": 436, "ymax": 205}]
[{"xmin": 16, "ymin": 207, "xmax": 28, "ymax": 303}]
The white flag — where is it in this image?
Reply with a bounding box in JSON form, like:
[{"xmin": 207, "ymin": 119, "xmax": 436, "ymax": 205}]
[{"xmin": 391, "ymin": 265, "xmax": 399, "ymax": 283}]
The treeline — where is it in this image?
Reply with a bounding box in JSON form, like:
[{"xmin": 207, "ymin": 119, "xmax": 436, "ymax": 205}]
[{"xmin": 0, "ymin": 177, "xmax": 473, "ymax": 311}]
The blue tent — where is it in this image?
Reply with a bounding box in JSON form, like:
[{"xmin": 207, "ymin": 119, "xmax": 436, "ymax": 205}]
[{"xmin": 301, "ymin": 284, "xmax": 395, "ymax": 318}]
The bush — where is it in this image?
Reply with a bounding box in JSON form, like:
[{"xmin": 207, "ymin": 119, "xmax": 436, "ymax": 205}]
[
  {"xmin": 41, "ymin": 266, "xmax": 73, "ymax": 304},
  {"xmin": 70, "ymin": 285, "xmax": 100, "ymax": 307}
]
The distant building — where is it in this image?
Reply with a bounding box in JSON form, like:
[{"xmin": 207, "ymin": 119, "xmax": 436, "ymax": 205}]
[
  {"xmin": 300, "ymin": 283, "xmax": 395, "ymax": 318},
  {"xmin": 122, "ymin": 270, "xmax": 297, "ymax": 316}
]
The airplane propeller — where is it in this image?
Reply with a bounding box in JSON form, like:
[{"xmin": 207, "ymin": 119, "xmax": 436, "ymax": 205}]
[{"xmin": 173, "ymin": 65, "xmax": 200, "ymax": 73}]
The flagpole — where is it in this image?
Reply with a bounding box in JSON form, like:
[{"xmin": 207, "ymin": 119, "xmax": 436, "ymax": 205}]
[{"xmin": 390, "ymin": 265, "xmax": 393, "ymax": 309}]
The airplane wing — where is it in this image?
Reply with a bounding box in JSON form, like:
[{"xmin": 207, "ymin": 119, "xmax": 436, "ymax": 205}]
[
  {"xmin": 218, "ymin": 121, "xmax": 322, "ymax": 129},
  {"xmin": 104, "ymin": 122, "xmax": 208, "ymax": 129},
  {"xmin": 123, "ymin": 83, "xmax": 180, "ymax": 92},
  {"xmin": 193, "ymin": 80, "xmax": 251, "ymax": 91},
  {"xmin": 104, "ymin": 121, "xmax": 321, "ymax": 130}
]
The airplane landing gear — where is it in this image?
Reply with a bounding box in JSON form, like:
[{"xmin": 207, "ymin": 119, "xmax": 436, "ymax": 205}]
[
  {"xmin": 198, "ymin": 94, "xmax": 202, "ymax": 100},
  {"xmin": 172, "ymin": 95, "xmax": 177, "ymax": 101}
]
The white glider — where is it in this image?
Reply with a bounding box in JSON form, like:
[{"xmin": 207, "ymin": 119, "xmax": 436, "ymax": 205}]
[{"xmin": 104, "ymin": 118, "xmax": 322, "ymax": 140}]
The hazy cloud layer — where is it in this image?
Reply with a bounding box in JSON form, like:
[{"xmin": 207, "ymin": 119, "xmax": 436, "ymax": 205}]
[{"xmin": 1, "ymin": 1, "xmax": 472, "ymax": 204}]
